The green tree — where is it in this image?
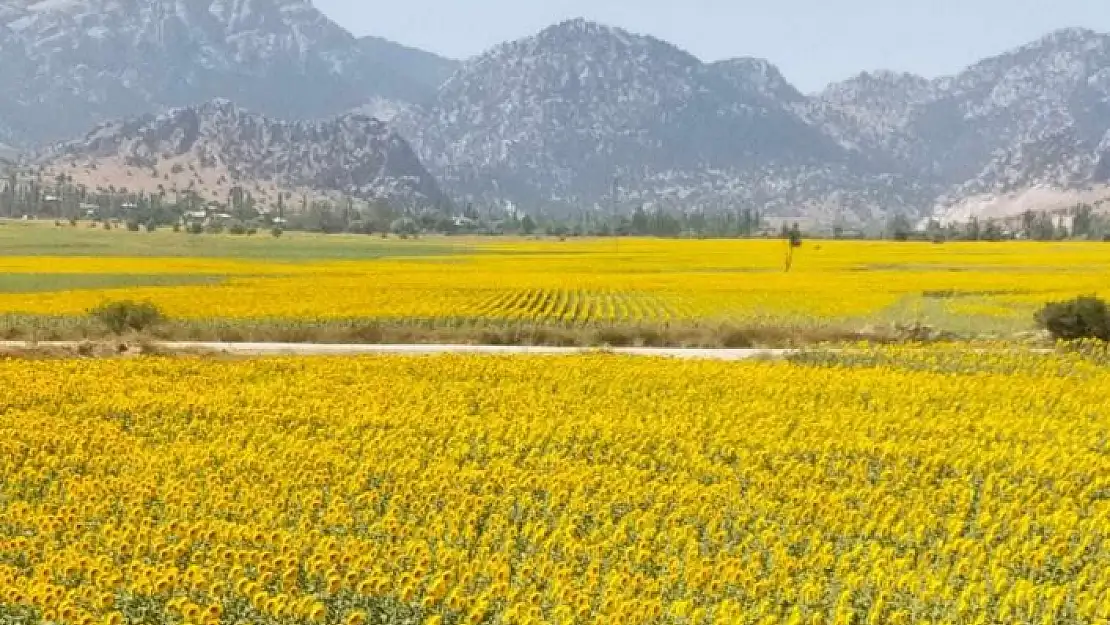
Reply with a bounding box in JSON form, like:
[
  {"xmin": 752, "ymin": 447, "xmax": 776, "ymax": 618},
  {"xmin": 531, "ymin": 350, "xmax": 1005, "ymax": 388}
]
[
  {"xmin": 788, "ymin": 223, "xmax": 803, "ymax": 248},
  {"xmin": 631, "ymin": 205, "xmax": 649, "ymax": 235},
  {"xmin": 966, "ymin": 217, "xmax": 981, "ymax": 241},
  {"xmin": 887, "ymin": 214, "xmax": 913, "ymax": 241},
  {"xmin": 520, "ymin": 214, "xmax": 536, "ymax": 235},
  {"xmin": 1073, "ymin": 204, "xmax": 1094, "ymax": 239}
]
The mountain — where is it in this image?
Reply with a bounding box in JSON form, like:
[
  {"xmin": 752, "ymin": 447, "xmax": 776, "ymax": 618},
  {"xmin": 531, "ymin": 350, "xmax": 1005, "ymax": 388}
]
[
  {"xmin": 395, "ymin": 20, "xmax": 1110, "ymax": 223},
  {"xmin": 395, "ymin": 19, "xmax": 930, "ymax": 222},
  {"xmin": 813, "ymin": 27, "xmax": 1110, "ymax": 220},
  {"xmin": 807, "ymin": 71, "xmax": 939, "ymax": 167},
  {"xmin": 709, "ymin": 57, "xmax": 807, "ymax": 107},
  {"xmin": 41, "ymin": 99, "xmax": 448, "ymax": 209},
  {"xmin": 6, "ymin": 5, "xmax": 1110, "ymax": 224},
  {"xmin": 356, "ymin": 35, "xmax": 459, "ymax": 94},
  {"xmin": 0, "ymin": 0, "xmax": 456, "ymax": 145}
]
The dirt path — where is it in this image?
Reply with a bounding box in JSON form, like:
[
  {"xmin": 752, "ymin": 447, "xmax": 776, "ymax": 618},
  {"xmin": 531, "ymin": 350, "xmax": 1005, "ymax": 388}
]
[{"xmin": 0, "ymin": 341, "xmax": 796, "ymax": 360}]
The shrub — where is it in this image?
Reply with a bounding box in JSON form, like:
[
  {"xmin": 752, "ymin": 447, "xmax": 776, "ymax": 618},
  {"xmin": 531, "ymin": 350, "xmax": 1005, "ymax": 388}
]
[
  {"xmin": 88, "ymin": 300, "xmax": 165, "ymax": 334},
  {"xmin": 593, "ymin": 326, "xmax": 634, "ymax": 347},
  {"xmin": 102, "ymin": 221, "xmax": 112, "ymax": 230},
  {"xmin": 271, "ymin": 227, "xmax": 283, "ymax": 238},
  {"xmin": 187, "ymin": 222, "xmax": 203, "ymax": 235},
  {"xmin": 719, "ymin": 328, "xmax": 754, "ymax": 348},
  {"xmin": 145, "ymin": 221, "xmax": 158, "ymax": 232},
  {"xmin": 228, "ymin": 223, "xmax": 247, "ymax": 235},
  {"xmin": 125, "ymin": 221, "xmax": 141, "ymax": 232},
  {"xmin": 1036, "ymin": 296, "xmax": 1110, "ymax": 342}
]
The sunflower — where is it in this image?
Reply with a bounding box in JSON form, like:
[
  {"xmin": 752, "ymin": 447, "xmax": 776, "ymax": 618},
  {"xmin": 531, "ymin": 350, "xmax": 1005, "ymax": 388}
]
[{"xmin": 308, "ymin": 602, "xmax": 328, "ymax": 622}]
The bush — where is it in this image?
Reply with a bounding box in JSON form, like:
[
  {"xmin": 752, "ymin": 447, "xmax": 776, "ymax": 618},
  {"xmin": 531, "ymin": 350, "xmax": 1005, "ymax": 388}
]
[
  {"xmin": 125, "ymin": 221, "xmax": 141, "ymax": 232},
  {"xmin": 228, "ymin": 223, "xmax": 247, "ymax": 235},
  {"xmin": 145, "ymin": 221, "xmax": 158, "ymax": 232},
  {"xmin": 187, "ymin": 222, "xmax": 203, "ymax": 235},
  {"xmin": 172, "ymin": 223, "xmax": 181, "ymax": 233},
  {"xmin": 271, "ymin": 227, "xmax": 283, "ymax": 238},
  {"xmin": 1036, "ymin": 296, "xmax": 1110, "ymax": 342},
  {"xmin": 88, "ymin": 300, "xmax": 165, "ymax": 334}
]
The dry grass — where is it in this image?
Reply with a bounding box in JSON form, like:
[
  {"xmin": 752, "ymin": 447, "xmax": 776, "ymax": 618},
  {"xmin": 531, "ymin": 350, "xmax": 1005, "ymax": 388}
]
[
  {"xmin": 0, "ymin": 339, "xmax": 164, "ymax": 359},
  {"xmin": 0, "ymin": 313, "xmax": 908, "ymax": 348}
]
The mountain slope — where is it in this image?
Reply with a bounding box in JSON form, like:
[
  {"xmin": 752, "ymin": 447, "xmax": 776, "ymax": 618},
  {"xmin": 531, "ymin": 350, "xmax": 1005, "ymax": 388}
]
[
  {"xmin": 356, "ymin": 35, "xmax": 459, "ymax": 95},
  {"xmin": 0, "ymin": 0, "xmax": 454, "ymax": 144},
  {"xmin": 813, "ymin": 28, "xmax": 1110, "ymax": 218},
  {"xmin": 42, "ymin": 99, "xmax": 447, "ymax": 209},
  {"xmin": 808, "ymin": 71, "xmax": 938, "ymax": 167},
  {"xmin": 397, "ymin": 19, "xmax": 926, "ymax": 222},
  {"xmin": 400, "ymin": 21, "xmax": 1110, "ymax": 222}
]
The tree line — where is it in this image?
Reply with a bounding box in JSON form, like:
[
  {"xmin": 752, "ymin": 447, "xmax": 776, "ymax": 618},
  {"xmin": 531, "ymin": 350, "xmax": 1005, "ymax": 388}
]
[
  {"xmin": 905, "ymin": 204, "xmax": 1110, "ymax": 242},
  {"xmin": 4, "ymin": 168, "xmax": 1110, "ymax": 241}
]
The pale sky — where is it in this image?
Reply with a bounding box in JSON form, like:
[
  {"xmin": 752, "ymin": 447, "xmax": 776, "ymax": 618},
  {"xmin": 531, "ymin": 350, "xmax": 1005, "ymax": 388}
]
[{"xmin": 313, "ymin": 0, "xmax": 1110, "ymax": 92}]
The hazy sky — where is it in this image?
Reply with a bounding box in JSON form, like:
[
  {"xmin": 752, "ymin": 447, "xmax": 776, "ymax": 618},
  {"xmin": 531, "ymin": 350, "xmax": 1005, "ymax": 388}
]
[{"xmin": 313, "ymin": 0, "xmax": 1110, "ymax": 92}]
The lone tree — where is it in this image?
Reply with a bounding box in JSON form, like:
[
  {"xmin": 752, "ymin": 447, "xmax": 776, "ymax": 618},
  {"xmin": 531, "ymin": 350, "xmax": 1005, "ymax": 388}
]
[
  {"xmin": 788, "ymin": 223, "xmax": 803, "ymax": 248},
  {"xmin": 784, "ymin": 223, "xmax": 802, "ymax": 272}
]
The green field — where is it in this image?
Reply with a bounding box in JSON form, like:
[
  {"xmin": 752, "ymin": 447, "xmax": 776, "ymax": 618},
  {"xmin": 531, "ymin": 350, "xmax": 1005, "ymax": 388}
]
[
  {"xmin": 0, "ymin": 273, "xmax": 226, "ymax": 293},
  {"xmin": 0, "ymin": 220, "xmax": 463, "ymax": 260}
]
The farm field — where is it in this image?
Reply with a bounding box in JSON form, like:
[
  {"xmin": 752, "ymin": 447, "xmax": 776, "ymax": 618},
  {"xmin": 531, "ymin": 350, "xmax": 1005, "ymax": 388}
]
[
  {"xmin": 2, "ymin": 347, "xmax": 1110, "ymax": 624},
  {"xmin": 0, "ymin": 220, "xmax": 1109, "ymax": 343}
]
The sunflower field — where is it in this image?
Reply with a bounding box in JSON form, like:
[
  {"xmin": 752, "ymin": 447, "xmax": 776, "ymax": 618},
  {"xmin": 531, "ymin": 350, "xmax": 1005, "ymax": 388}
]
[
  {"xmin": 0, "ymin": 238, "xmax": 1108, "ymax": 334},
  {"xmin": 3, "ymin": 348, "xmax": 1110, "ymax": 624}
]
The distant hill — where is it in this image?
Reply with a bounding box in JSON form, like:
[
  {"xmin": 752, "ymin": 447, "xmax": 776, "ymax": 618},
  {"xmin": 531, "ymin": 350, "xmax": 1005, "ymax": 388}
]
[
  {"xmin": 806, "ymin": 28, "xmax": 1110, "ymax": 221},
  {"xmin": 41, "ymin": 100, "xmax": 448, "ymax": 210}
]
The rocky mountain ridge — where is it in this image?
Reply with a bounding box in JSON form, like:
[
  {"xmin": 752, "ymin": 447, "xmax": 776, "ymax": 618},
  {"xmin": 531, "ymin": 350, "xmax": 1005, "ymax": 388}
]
[
  {"xmin": 0, "ymin": 0, "xmax": 458, "ymax": 145},
  {"xmin": 391, "ymin": 20, "xmax": 1110, "ymax": 223},
  {"xmin": 392, "ymin": 19, "xmax": 932, "ymax": 223}
]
